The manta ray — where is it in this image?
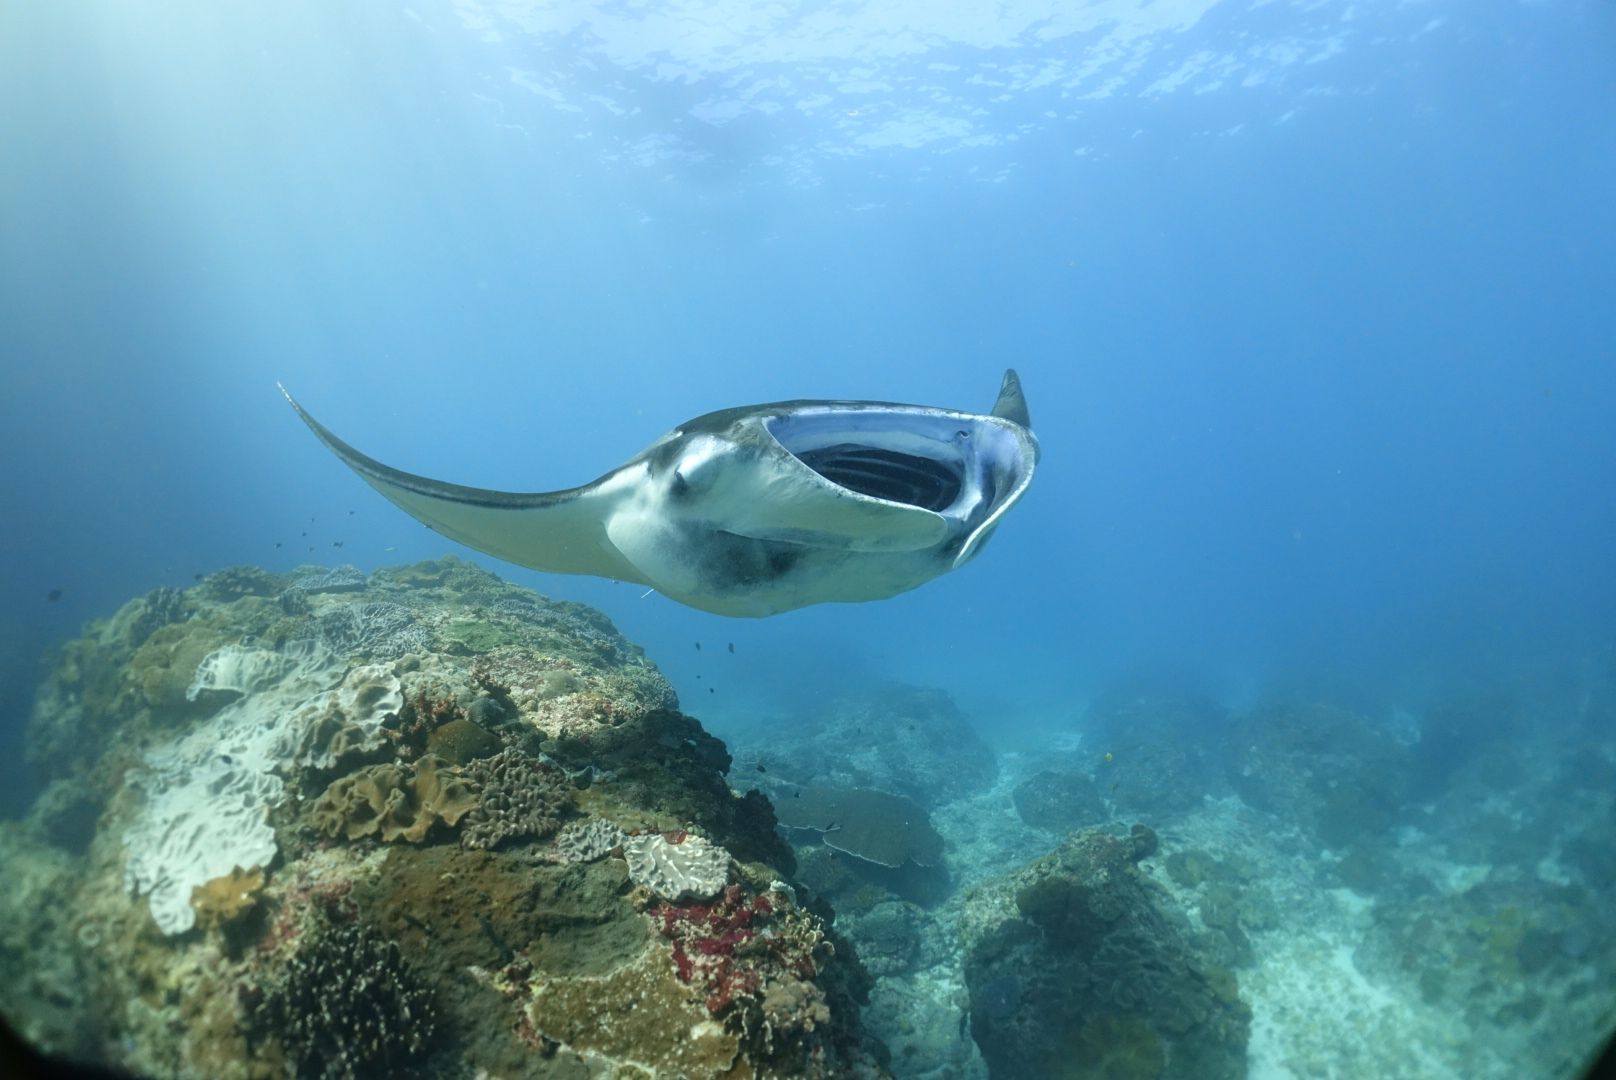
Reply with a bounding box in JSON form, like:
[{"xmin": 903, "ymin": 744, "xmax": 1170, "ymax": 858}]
[{"xmin": 280, "ymin": 371, "xmax": 1038, "ymax": 617}]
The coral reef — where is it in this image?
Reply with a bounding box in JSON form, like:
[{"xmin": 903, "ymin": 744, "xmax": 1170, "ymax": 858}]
[
  {"xmin": 625, "ymin": 831, "xmax": 732, "ymax": 901},
  {"xmin": 6, "ymin": 557, "xmax": 887, "ymax": 1077},
  {"xmin": 960, "ymin": 825, "xmax": 1249, "ymax": 1080},
  {"xmin": 308, "ymin": 755, "xmax": 478, "ymax": 843},
  {"xmin": 289, "ymin": 564, "xmax": 367, "ymax": 594},
  {"xmin": 190, "ymin": 866, "xmax": 267, "ymax": 932},
  {"xmin": 553, "ymin": 817, "xmax": 626, "ymax": 863},
  {"xmin": 775, "ymin": 786, "xmax": 945, "ymax": 868},
  {"xmin": 251, "ymin": 913, "xmax": 437, "ymax": 1080},
  {"xmin": 459, "ymin": 747, "xmax": 572, "ymax": 850}
]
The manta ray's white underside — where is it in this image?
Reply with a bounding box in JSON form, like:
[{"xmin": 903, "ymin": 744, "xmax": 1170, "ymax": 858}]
[{"xmin": 281, "ymin": 371, "xmax": 1039, "ymax": 617}]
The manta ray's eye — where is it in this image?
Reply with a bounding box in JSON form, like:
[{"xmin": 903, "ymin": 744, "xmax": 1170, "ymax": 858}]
[
  {"xmin": 956, "ymin": 430, "xmax": 970, "ymax": 441},
  {"xmin": 670, "ymin": 470, "xmax": 690, "ymax": 496}
]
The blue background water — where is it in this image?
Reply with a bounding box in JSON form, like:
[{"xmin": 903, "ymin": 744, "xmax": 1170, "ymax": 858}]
[{"xmin": 2, "ymin": 1, "xmax": 1613, "ymax": 803}]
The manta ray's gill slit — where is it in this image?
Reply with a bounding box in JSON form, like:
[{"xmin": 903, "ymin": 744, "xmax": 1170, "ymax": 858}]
[{"xmin": 794, "ymin": 444, "xmax": 962, "ymax": 512}]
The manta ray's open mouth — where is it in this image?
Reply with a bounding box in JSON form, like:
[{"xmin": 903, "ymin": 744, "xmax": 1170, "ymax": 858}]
[{"xmin": 793, "ymin": 443, "xmax": 962, "ymax": 512}]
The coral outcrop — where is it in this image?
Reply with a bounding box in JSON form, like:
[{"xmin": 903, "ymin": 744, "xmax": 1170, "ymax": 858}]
[
  {"xmin": 960, "ymin": 825, "xmax": 1250, "ymax": 1080},
  {"xmin": 6, "ymin": 556, "xmax": 886, "ymax": 1077}
]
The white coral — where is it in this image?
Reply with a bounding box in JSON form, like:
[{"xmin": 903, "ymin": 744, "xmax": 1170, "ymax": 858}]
[
  {"xmin": 124, "ymin": 644, "xmax": 402, "ymax": 935},
  {"xmin": 554, "ymin": 819, "xmax": 626, "ymax": 863},
  {"xmin": 623, "ymin": 833, "xmax": 730, "ymax": 902}
]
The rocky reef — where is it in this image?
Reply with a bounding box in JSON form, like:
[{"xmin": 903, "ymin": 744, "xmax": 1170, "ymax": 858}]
[
  {"xmin": 960, "ymin": 825, "xmax": 1250, "ymax": 1080},
  {"xmin": 3, "ymin": 557, "xmax": 886, "ymax": 1078}
]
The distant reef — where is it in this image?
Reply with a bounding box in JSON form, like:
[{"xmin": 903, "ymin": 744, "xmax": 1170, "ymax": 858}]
[{"xmin": 2, "ymin": 556, "xmax": 889, "ymax": 1078}]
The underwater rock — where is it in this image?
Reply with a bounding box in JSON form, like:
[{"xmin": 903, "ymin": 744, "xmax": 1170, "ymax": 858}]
[
  {"xmin": 12, "ymin": 558, "xmax": 888, "ymax": 1076},
  {"xmin": 756, "ymin": 685, "xmax": 998, "ymax": 809},
  {"xmin": 1082, "ymin": 691, "xmax": 1230, "ymax": 819},
  {"xmin": 961, "ymin": 826, "xmax": 1250, "ymax": 1080},
  {"xmin": 1354, "ymin": 877, "xmax": 1614, "ymax": 1040},
  {"xmin": 1223, "ymin": 701, "xmax": 1414, "ymax": 849},
  {"xmin": 1012, "ymin": 768, "xmax": 1109, "ymax": 832},
  {"xmin": 840, "ymin": 900, "xmax": 923, "ymax": 977}
]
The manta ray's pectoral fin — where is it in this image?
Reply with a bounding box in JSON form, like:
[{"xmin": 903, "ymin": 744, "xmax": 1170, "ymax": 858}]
[{"xmin": 278, "ymin": 385, "xmax": 644, "ymax": 584}]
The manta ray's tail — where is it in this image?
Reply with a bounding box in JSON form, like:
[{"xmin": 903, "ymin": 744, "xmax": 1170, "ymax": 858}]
[{"xmin": 991, "ymin": 369, "xmax": 1031, "ymax": 429}]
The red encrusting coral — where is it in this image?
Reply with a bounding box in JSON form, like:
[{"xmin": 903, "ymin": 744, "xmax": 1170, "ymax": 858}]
[{"xmin": 653, "ymin": 884, "xmax": 802, "ymax": 1016}]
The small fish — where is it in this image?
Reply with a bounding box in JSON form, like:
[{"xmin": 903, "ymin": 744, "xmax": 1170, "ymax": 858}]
[
  {"xmin": 193, "ymin": 573, "xmax": 204, "ymax": 581},
  {"xmin": 333, "ymin": 540, "xmax": 344, "ymax": 548},
  {"xmin": 696, "ymin": 674, "xmax": 703, "ymax": 680},
  {"xmin": 46, "ymin": 588, "xmax": 62, "ymax": 603},
  {"xmin": 727, "ymin": 642, "xmax": 735, "ymax": 654},
  {"xmin": 755, "ymin": 763, "xmax": 766, "ymax": 774},
  {"xmin": 301, "ymin": 531, "xmax": 307, "ymax": 537},
  {"xmin": 348, "ymin": 509, "xmax": 355, "ymax": 515},
  {"xmin": 274, "ymin": 542, "xmax": 283, "ymax": 549},
  {"xmin": 708, "ymin": 687, "xmax": 715, "ymax": 694},
  {"xmin": 695, "ymin": 641, "xmax": 702, "ymax": 651}
]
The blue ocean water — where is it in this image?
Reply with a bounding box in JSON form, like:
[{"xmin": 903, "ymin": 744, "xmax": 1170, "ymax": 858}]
[{"xmin": 2, "ymin": 2, "xmax": 1614, "ymax": 1076}]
